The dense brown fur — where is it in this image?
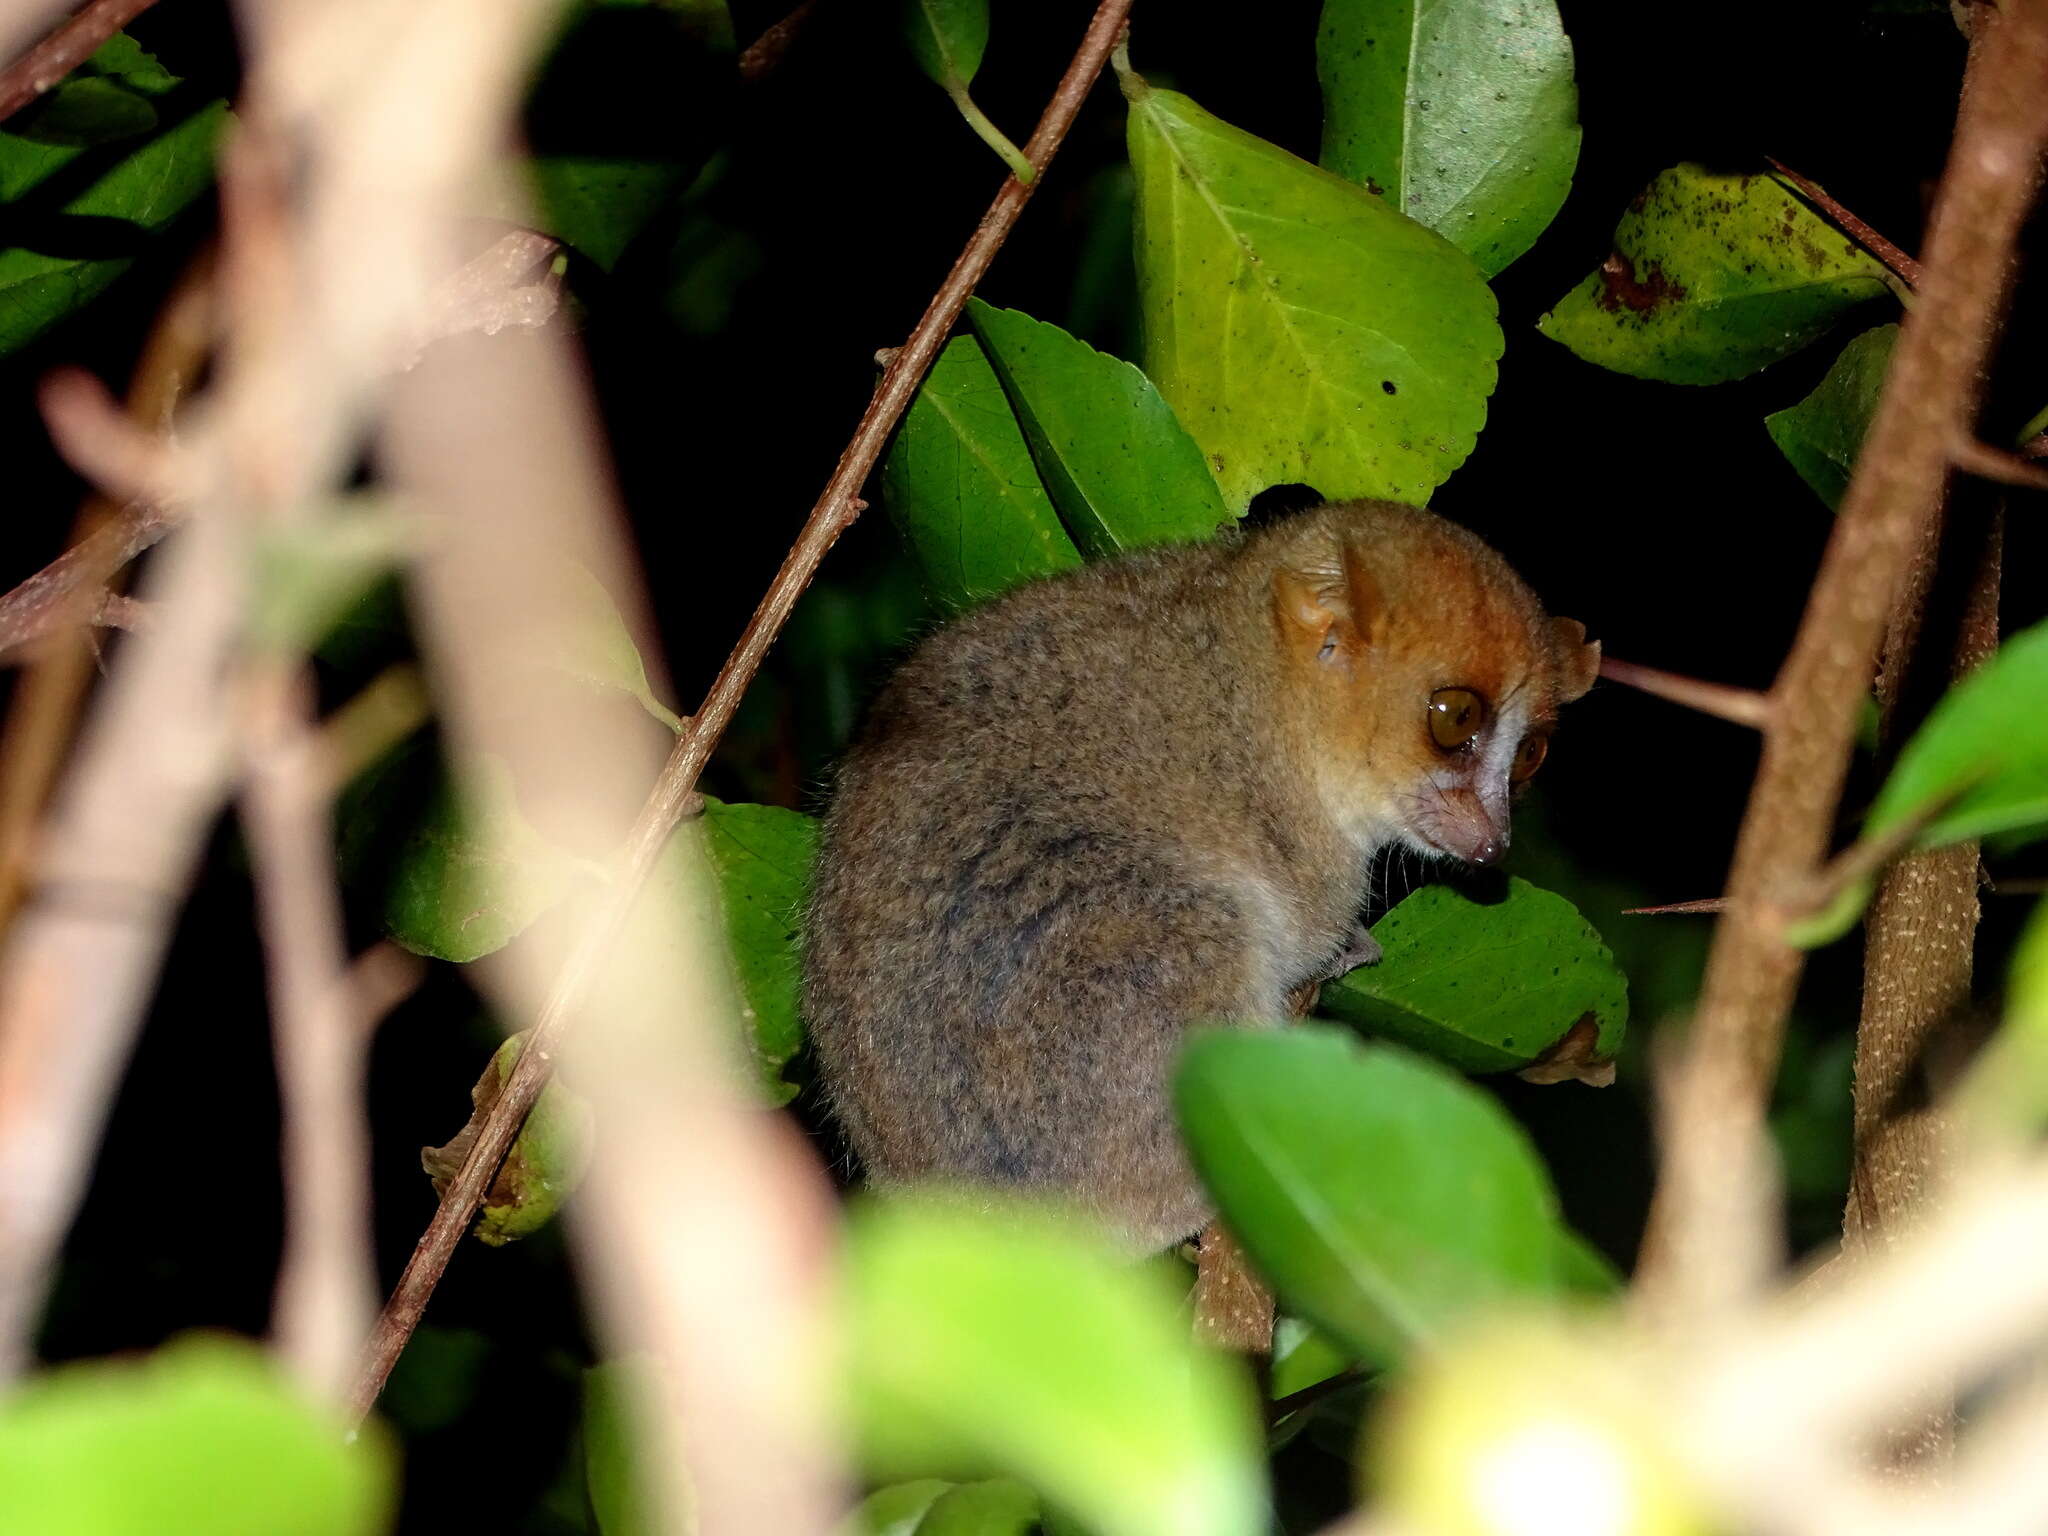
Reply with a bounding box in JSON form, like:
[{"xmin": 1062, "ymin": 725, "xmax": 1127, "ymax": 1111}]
[{"xmin": 802, "ymin": 500, "xmax": 1595, "ymax": 1251}]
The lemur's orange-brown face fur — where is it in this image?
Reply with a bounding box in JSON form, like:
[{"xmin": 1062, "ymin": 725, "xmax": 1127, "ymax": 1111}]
[{"xmin": 1270, "ymin": 506, "xmax": 1598, "ymax": 867}]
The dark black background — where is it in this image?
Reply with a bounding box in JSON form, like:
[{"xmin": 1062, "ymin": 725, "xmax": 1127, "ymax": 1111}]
[{"xmin": 3, "ymin": 1, "xmax": 2038, "ymax": 1529}]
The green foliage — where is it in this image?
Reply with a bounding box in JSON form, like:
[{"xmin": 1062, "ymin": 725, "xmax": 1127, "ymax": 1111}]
[
  {"xmin": 524, "ymin": 0, "xmax": 736, "ymax": 271},
  {"xmin": 1175, "ymin": 1027, "xmax": 1566, "ymax": 1366},
  {"xmin": 0, "ymin": 33, "xmax": 226, "ymax": 356},
  {"xmin": 902, "ymin": 0, "xmax": 989, "ymax": 88},
  {"xmin": 882, "ymin": 333, "xmax": 1083, "ymax": 608},
  {"xmin": 583, "ymin": 1358, "xmax": 663, "ymax": 1536},
  {"xmin": 387, "ymin": 755, "xmax": 591, "ymax": 964},
  {"xmin": 1865, "ymin": 617, "xmax": 2048, "ymax": 850},
  {"xmin": 1765, "ymin": 323, "xmax": 1898, "ymax": 509},
  {"xmin": 0, "ymin": 1337, "xmax": 391, "ymax": 1535},
  {"xmin": 1953, "ymin": 899, "xmax": 2048, "ymax": 1134},
  {"xmin": 965, "ymin": 299, "xmax": 1230, "ymax": 556},
  {"xmin": 1320, "ymin": 877, "xmax": 1627, "ymax": 1074},
  {"xmin": 1125, "ymin": 75, "xmax": 1501, "ymax": 513},
  {"xmin": 686, "ymin": 797, "xmax": 817, "ymax": 1105},
  {"xmin": 548, "ymin": 565, "xmax": 686, "ymax": 732},
  {"xmin": 421, "ymin": 1031, "xmax": 594, "ymax": 1247},
  {"xmin": 1539, "ymin": 165, "xmax": 1893, "ymax": 384},
  {"xmin": 842, "ymin": 1199, "xmax": 1266, "ymax": 1536},
  {"xmin": 1318, "ymin": 0, "xmax": 1580, "ymax": 276}
]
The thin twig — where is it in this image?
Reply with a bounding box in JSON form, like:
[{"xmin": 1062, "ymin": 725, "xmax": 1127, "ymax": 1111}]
[
  {"xmin": 0, "ymin": 253, "xmax": 210, "ymax": 933},
  {"xmin": 737, "ymin": 0, "xmax": 818, "ymax": 83},
  {"xmin": 1635, "ymin": 5, "xmax": 2048, "ymax": 1298},
  {"xmin": 241, "ymin": 663, "xmax": 374, "ymax": 1407},
  {"xmin": 1624, "ymin": 898, "xmax": 1729, "ymax": 916},
  {"xmin": 1598, "ymin": 655, "xmax": 1773, "ymax": 730},
  {"xmin": 350, "ymin": 0, "xmax": 1138, "ymax": 1418},
  {"xmin": 0, "ymin": 0, "xmax": 163, "ymax": 125},
  {"xmin": 1767, "ymin": 156, "xmax": 1924, "ymax": 289},
  {"xmin": 1951, "ymin": 435, "xmax": 2048, "ymax": 489}
]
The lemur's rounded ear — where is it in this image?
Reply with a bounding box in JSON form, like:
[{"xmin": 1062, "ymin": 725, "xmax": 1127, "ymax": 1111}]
[{"xmin": 1551, "ymin": 617, "xmax": 1600, "ymax": 704}]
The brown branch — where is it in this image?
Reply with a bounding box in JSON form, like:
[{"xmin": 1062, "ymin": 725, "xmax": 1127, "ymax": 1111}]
[
  {"xmin": 737, "ymin": 0, "xmax": 817, "ymax": 83},
  {"xmin": 1598, "ymin": 655, "xmax": 1773, "ymax": 730},
  {"xmin": 1624, "ymin": 898, "xmax": 1729, "ymax": 916},
  {"xmin": 1635, "ymin": 6, "xmax": 2048, "ymax": 1298},
  {"xmin": 347, "ymin": 0, "xmax": 1138, "ymax": 1419},
  {"xmin": 0, "ymin": 254, "xmax": 209, "ymax": 932},
  {"xmin": 1195, "ymin": 1220, "xmax": 1275, "ymax": 1355},
  {"xmin": 1767, "ymin": 156, "xmax": 1924, "ymax": 290},
  {"xmin": 0, "ymin": 0, "xmax": 163, "ymax": 126},
  {"xmin": 241, "ymin": 663, "xmax": 375, "ymax": 1406},
  {"xmin": 1950, "ymin": 434, "xmax": 2048, "ymax": 489}
]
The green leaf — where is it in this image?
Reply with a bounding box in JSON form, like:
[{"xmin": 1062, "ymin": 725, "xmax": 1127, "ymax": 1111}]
[
  {"xmin": 0, "ymin": 96, "xmax": 227, "ymax": 356},
  {"xmin": 684, "ymin": 798, "xmax": 817, "ymax": 1106},
  {"xmin": 903, "ymin": 0, "xmax": 988, "ymax": 88},
  {"xmin": 1317, "ymin": 0, "xmax": 1580, "ymax": 277},
  {"xmin": 1954, "ymin": 898, "xmax": 2048, "ymax": 1134},
  {"xmin": 1318, "ymin": 876, "xmax": 1626, "ymax": 1075},
  {"xmin": 548, "ymin": 565, "xmax": 685, "ymax": 732},
  {"xmin": 386, "ymin": 755, "xmax": 588, "ymax": 963},
  {"xmin": 0, "ymin": 1337, "xmax": 391, "ymax": 1535},
  {"xmin": 1174, "ymin": 1026, "xmax": 1562, "ymax": 1365},
  {"xmin": 1538, "ymin": 164, "xmax": 1893, "ymax": 385},
  {"xmin": 249, "ymin": 501, "xmax": 416, "ymax": 656},
  {"xmin": 422, "ymin": 1031, "xmax": 594, "ymax": 1247},
  {"xmin": 1126, "ymin": 78, "xmax": 1500, "ymax": 514},
  {"xmin": 965, "ymin": 299, "xmax": 1230, "ymax": 557},
  {"xmin": 584, "ymin": 1358, "xmax": 664, "ymax": 1536},
  {"xmin": 1867, "ymin": 618, "xmax": 2048, "ymax": 851},
  {"xmin": 881, "ymin": 333, "xmax": 1082, "ymax": 609},
  {"xmin": 522, "ymin": 0, "xmax": 735, "ymax": 271},
  {"xmin": 1765, "ymin": 324, "xmax": 1898, "ymax": 509},
  {"xmin": 843, "ymin": 1199, "xmax": 1265, "ymax": 1536},
  {"xmin": 844, "ymin": 1480, "xmax": 954, "ymax": 1536},
  {"xmin": 917, "ymin": 1480, "xmax": 1041, "ymax": 1535}
]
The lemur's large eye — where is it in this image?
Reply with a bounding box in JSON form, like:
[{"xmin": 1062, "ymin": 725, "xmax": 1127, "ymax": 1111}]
[
  {"xmin": 1510, "ymin": 733, "xmax": 1549, "ymax": 784},
  {"xmin": 1427, "ymin": 687, "xmax": 1487, "ymax": 752}
]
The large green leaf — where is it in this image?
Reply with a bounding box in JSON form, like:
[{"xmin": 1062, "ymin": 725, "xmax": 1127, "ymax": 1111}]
[
  {"xmin": 1866, "ymin": 619, "xmax": 2048, "ymax": 850},
  {"xmin": 881, "ymin": 333, "xmax": 1082, "ymax": 609},
  {"xmin": 964, "ymin": 299, "xmax": 1230, "ymax": 557},
  {"xmin": 1765, "ymin": 324, "xmax": 1897, "ymax": 510},
  {"xmin": 1126, "ymin": 78, "xmax": 1500, "ymax": 514},
  {"xmin": 1539, "ymin": 165, "xmax": 1893, "ymax": 384},
  {"xmin": 0, "ymin": 1337, "xmax": 390, "ymax": 1535},
  {"xmin": 1317, "ymin": 0, "xmax": 1580, "ymax": 277},
  {"xmin": 1175, "ymin": 1026, "xmax": 1562, "ymax": 1365},
  {"xmin": 685, "ymin": 797, "xmax": 816, "ymax": 1106},
  {"xmin": 1318, "ymin": 876, "xmax": 1626, "ymax": 1078},
  {"xmin": 843, "ymin": 1200, "xmax": 1265, "ymax": 1536},
  {"xmin": 0, "ymin": 34, "xmax": 225, "ymax": 355}
]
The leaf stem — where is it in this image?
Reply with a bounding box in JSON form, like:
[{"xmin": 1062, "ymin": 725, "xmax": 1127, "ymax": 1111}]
[{"xmin": 950, "ymin": 84, "xmax": 1035, "ymax": 184}]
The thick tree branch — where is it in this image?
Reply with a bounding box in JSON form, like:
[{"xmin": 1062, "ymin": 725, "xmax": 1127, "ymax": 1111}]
[
  {"xmin": 1635, "ymin": 5, "xmax": 2048, "ymax": 1296},
  {"xmin": 348, "ymin": 0, "xmax": 1139, "ymax": 1418}
]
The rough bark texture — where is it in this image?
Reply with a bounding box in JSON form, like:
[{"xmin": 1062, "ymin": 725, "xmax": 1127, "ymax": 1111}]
[
  {"xmin": 1194, "ymin": 1221, "xmax": 1275, "ymax": 1354},
  {"xmin": 1634, "ymin": 4, "xmax": 2048, "ymax": 1294},
  {"xmin": 1847, "ymin": 515, "xmax": 2001, "ymax": 1253}
]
